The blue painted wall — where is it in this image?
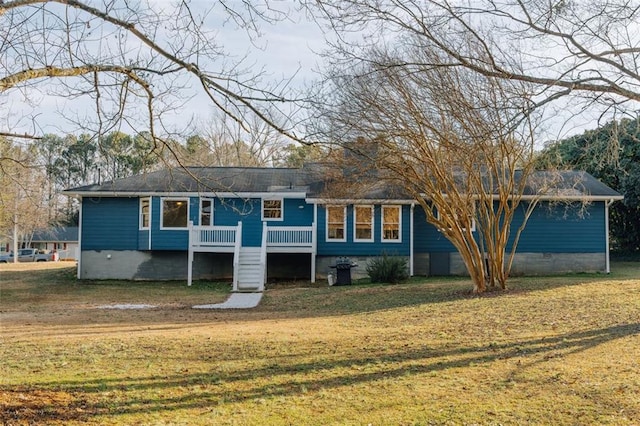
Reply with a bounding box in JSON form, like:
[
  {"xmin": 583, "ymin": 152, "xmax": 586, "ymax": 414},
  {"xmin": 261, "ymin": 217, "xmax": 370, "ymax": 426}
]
[
  {"xmin": 316, "ymin": 204, "xmax": 411, "ymax": 256},
  {"xmin": 82, "ymin": 195, "xmax": 605, "ymax": 255},
  {"xmin": 150, "ymin": 196, "xmax": 189, "ymax": 250},
  {"xmin": 413, "ymin": 201, "xmax": 606, "ymax": 254},
  {"xmin": 413, "ymin": 207, "xmax": 457, "ymax": 253},
  {"xmin": 508, "ymin": 201, "xmax": 605, "ymax": 253},
  {"xmin": 82, "ymin": 197, "xmax": 139, "ymax": 250}
]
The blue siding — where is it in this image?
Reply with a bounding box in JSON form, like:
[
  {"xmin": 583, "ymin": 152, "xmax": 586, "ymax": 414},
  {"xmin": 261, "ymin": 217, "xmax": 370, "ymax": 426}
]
[
  {"xmin": 213, "ymin": 197, "xmax": 314, "ymax": 247},
  {"xmin": 413, "ymin": 201, "xmax": 606, "ymax": 254},
  {"xmin": 281, "ymin": 198, "xmax": 314, "ymax": 226},
  {"xmin": 138, "ymin": 230, "xmax": 149, "ymax": 250},
  {"xmin": 413, "ymin": 207, "xmax": 457, "ymax": 253},
  {"xmin": 150, "ymin": 196, "xmax": 189, "ymax": 250},
  {"xmin": 83, "ymin": 195, "xmax": 605, "ymax": 256},
  {"xmin": 317, "ymin": 204, "xmax": 411, "ymax": 256},
  {"xmin": 509, "ymin": 201, "xmax": 605, "ymax": 253},
  {"xmin": 82, "ymin": 197, "xmax": 139, "ymax": 250},
  {"xmin": 214, "ymin": 198, "xmax": 262, "ymax": 246}
]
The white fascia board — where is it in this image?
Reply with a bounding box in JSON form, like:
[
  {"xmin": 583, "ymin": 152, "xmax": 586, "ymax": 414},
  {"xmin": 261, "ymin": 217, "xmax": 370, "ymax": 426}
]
[
  {"xmin": 517, "ymin": 194, "xmax": 624, "ymax": 202},
  {"xmin": 417, "ymin": 193, "xmax": 624, "ymax": 202},
  {"xmin": 306, "ymin": 198, "xmax": 414, "ymax": 205},
  {"xmin": 63, "ymin": 191, "xmax": 308, "ymax": 199}
]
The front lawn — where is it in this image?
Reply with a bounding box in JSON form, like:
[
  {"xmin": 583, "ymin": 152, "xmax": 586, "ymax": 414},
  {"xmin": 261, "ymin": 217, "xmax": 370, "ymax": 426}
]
[{"xmin": 1, "ymin": 262, "xmax": 639, "ymax": 425}]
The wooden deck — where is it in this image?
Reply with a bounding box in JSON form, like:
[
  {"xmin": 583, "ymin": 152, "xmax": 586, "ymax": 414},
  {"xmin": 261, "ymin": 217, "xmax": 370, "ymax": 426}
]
[{"xmin": 187, "ymin": 222, "xmax": 316, "ymax": 288}]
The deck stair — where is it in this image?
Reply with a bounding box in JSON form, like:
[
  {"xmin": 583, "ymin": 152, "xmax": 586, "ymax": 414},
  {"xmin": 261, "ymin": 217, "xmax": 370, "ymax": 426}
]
[{"xmin": 234, "ymin": 247, "xmax": 264, "ymax": 292}]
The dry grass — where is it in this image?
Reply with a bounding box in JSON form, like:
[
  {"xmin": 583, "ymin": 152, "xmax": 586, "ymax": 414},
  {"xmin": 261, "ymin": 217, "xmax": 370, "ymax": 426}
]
[{"xmin": 1, "ymin": 262, "xmax": 639, "ymax": 425}]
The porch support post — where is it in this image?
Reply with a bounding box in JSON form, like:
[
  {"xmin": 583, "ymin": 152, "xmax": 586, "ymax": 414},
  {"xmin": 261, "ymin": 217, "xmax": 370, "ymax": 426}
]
[
  {"xmin": 311, "ymin": 220, "xmax": 317, "ymax": 283},
  {"xmin": 187, "ymin": 220, "xmax": 194, "ymax": 286}
]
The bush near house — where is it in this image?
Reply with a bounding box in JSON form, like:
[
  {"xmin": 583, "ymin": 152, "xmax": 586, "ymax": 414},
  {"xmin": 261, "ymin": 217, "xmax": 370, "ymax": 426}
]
[{"xmin": 366, "ymin": 253, "xmax": 409, "ymax": 284}]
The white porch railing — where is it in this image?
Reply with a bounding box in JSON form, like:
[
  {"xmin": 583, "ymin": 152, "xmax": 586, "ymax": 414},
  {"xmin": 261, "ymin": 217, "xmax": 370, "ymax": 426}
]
[
  {"xmin": 266, "ymin": 225, "xmax": 314, "ymax": 248},
  {"xmin": 190, "ymin": 224, "xmax": 239, "ymax": 249}
]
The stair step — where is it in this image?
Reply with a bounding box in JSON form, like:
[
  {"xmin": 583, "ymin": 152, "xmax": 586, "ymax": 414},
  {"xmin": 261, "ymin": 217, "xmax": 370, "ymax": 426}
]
[{"xmin": 235, "ymin": 247, "xmax": 265, "ymax": 291}]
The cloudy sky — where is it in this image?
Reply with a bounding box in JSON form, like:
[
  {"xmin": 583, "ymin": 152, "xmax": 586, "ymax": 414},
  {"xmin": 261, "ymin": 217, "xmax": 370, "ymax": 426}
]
[
  {"xmin": 4, "ymin": 1, "xmax": 327, "ymax": 138},
  {"xmin": 3, "ymin": 0, "xmax": 618, "ymax": 143}
]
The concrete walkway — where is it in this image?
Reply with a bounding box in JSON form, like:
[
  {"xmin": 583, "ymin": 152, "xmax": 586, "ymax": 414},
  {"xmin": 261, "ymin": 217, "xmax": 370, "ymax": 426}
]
[{"xmin": 192, "ymin": 292, "xmax": 263, "ymax": 310}]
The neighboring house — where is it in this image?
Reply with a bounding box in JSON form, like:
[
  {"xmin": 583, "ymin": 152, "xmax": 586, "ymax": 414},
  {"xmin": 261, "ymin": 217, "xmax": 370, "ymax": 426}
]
[
  {"xmin": 63, "ymin": 166, "xmax": 623, "ymax": 290},
  {"xmin": 31, "ymin": 227, "xmax": 79, "ymax": 261}
]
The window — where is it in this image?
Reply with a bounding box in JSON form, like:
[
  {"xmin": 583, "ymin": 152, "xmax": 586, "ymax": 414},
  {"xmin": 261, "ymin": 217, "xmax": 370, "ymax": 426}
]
[
  {"xmin": 327, "ymin": 206, "xmax": 346, "ymax": 241},
  {"xmin": 161, "ymin": 198, "xmax": 188, "ymax": 229},
  {"xmin": 354, "ymin": 205, "xmax": 374, "ymax": 242},
  {"xmin": 437, "ymin": 208, "xmax": 476, "ymax": 232},
  {"xmin": 139, "ymin": 197, "xmax": 150, "ymax": 229},
  {"xmin": 262, "ymin": 199, "xmax": 283, "ymax": 221},
  {"xmin": 200, "ymin": 199, "xmax": 213, "ymax": 226},
  {"xmin": 382, "ymin": 205, "xmax": 401, "ymax": 242}
]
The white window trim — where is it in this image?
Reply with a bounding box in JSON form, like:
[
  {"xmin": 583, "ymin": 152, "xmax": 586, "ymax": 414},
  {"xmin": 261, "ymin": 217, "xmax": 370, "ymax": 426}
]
[
  {"xmin": 437, "ymin": 209, "xmax": 477, "ymax": 232},
  {"xmin": 160, "ymin": 197, "xmax": 190, "ymax": 230},
  {"xmin": 353, "ymin": 205, "xmax": 374, "ymax": 242},
  {"xmin": 326, "ymin": 205, "xmax": 347, "ymax": 242},
  {"xmin": 381, "ymin": 205, "xmax": 402, "ymax": 243},
  {"xmin": 262, "ymin": 198, "xmax": 284, "ymax": 221},
  {"xmin": 139, "ymin": 197, "xmax": 150, "ymax": 230},
  {"xmin": 200, "ymin": 198, "xmax": 214, "ymax": 227}
]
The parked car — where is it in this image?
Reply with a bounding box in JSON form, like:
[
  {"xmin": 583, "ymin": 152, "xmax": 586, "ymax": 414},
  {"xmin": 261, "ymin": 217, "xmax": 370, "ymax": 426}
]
[{"xmin": 0, "ymin": 248, "xmax": 57, "ymax": 262}]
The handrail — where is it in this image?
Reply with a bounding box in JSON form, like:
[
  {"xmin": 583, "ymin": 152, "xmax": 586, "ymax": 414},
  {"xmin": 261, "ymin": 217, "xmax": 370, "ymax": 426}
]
[{"xmin": 232, "ymin": 221, "xmax": 242, "ymax": 291}]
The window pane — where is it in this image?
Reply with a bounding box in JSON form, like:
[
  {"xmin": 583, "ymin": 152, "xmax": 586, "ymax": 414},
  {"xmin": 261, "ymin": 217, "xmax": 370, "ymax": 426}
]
[
  {"xmin": 263, "ymin": 199, "xmax": 282, "ymax": 219},
  {"xmin": 163, "ymin": 200, "xmax": 188, "ymax": 228},
  {"xmin": 327, "ymin": 206, "xmax": 345, "ymax": 240},
  {"xmin": 140, "ymin": 198, "xmax": 150, "ymax": 228},
  {"xmin": 382, "ymin": 206, "xmax": 400, "ymax": 240},
  {"xmin": 355, "ymin": 206, "xmax": 372, "ymax": 240},
  {"xmin": 201, "ymin": 200, "xmax": 212, "ymax": 226}
]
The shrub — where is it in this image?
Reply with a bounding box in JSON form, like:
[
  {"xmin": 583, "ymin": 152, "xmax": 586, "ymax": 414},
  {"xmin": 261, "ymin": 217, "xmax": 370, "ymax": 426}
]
[{"xmin": 366, "ymin": 253, "xmax": 409, "ymax": 284}]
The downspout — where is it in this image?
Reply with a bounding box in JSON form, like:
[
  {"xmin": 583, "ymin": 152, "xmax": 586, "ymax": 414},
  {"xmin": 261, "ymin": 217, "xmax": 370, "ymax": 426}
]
[
  {"xmin": 77, "ymin": 197, "xmax": 83, "ymax": 279},
  {"xmin": 410, "ymin": 203, "xmax": 415, "ymax": 276},
  {"xmin": 605, "ymin": 199, "xmax": 615, "ymax": 274}
]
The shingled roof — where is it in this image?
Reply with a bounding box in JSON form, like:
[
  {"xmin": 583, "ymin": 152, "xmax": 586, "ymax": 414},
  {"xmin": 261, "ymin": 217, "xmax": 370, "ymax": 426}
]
[
  {"xmin": 65, "ymin": 166, "xmax": 327, "ymax": 196},
  {"xmin": 64, "ymin": 166, "xmax": 623, "ymax": 201}
]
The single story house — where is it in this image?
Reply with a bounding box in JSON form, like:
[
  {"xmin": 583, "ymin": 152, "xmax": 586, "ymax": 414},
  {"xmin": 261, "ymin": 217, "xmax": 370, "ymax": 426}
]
[
  {"xmin": 31, "ymin": 227, "xmax": 79, "ymax": 260},
  {"xmin": 64, "ymin": 166, "xmax": 623, "ymax": 290}
]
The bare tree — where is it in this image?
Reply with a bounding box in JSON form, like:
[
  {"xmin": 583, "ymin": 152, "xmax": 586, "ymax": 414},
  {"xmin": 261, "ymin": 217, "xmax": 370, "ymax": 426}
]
[
  {"xmin": 309, "ymin": 0, "xmax": 640, "ymax": 134},
  {"xmin": 180, "ymin": 110, "xmax": 290, "ymax": 167},
  {"xmin": 0, "ymin": 137, "xmax": 48, "ymax": 259},
  {"xmin": 310, "ymin": 45, "xmax": 553, "ymax": 292},
  {"xmin": 1, "ymin": 1, "xmax": 301, "ymax": 152}
]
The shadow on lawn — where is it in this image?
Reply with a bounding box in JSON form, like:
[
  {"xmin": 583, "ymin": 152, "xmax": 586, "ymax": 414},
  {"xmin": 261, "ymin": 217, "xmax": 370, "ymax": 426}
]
[{"xmin": 2, "ymin": 322, "xmax": 638, "ymax": 423}]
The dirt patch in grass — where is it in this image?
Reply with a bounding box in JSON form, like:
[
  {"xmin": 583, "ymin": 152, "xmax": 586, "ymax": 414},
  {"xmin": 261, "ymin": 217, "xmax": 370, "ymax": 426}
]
[{"xmin": 0, "ymin": 388, "xmax": 97, "ymax": 424}]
